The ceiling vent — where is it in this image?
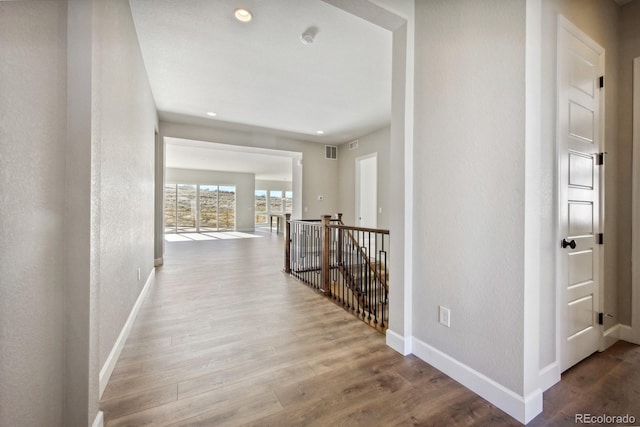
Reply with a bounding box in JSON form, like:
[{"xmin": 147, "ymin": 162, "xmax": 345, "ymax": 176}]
[
  {"xmin": 325, "ymin": 145, "xmax": 337, "ymax": 160},
  {"xmin": 348, "ymin": 139, "xmax": 359, "ymax": 150}
]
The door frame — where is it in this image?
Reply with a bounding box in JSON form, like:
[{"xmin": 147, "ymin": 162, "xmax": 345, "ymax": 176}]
[
  {"xmin": 355, "ymin": 152, "xmax": 378, "ymax": 228},
  {"xmin": 630, "ymin": 57, "xmax": 640, "ymax": 345},
  {"xmin": 555, "ymin": 15, "xmax": 606, "ymax": 372}
]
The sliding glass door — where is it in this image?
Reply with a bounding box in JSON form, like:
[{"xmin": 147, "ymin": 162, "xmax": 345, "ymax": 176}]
[
  {"xmin": 255, "ymin": 190, "xmax": 268, "ymax": 225},
  {"xmin": 165, "ymin": 183, "xmax": 236, "ymax": 233},
  {"xmin": 176, "ymin": 184, "xmax": 197, "ymax": 232},
  {"xmin": 218, "ymin": 186, "xmax": 236, "ymax": 230},
  {"xmin": 199, "ymin": 185, "xmax": 218, "ymax": 232}
]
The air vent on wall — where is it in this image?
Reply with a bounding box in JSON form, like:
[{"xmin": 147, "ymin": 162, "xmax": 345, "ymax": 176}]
[
  {"xmin": 325, "ymin": 145, "xmax": 337, "ymax": 160},
  {"xmin": 348, "ymin": 139, "xmax": 359, "ymax": 150}
]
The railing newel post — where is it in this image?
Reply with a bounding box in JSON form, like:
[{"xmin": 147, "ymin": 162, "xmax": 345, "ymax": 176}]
[
  {"xmin": 284, "ymin": 213, "xmax": 291, "ymax": 273},
  {"xmin": 321, "ymin": 214, "xmax": 331, "ymax": 296}
]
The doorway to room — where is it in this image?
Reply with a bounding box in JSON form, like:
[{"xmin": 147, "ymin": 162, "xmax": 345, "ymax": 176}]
[{"xmin": 356, "ymin": 153, "xmax": 378, "ymax": 228}]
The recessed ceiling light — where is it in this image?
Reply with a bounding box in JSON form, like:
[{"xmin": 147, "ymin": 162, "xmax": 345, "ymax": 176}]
[
  {"xmin": 206, "ymin": 112, "xmax": 217, "ymax": 117},
  {"xmin": 300, "ymin": 32, "xmax": 314, "ymax": 45},
  {"xmin": 234, "ymin": 8, "xmax": 252, "ymax": 22},
  {"xmin": 316, "ymin": 130, "xmax": 324, "ymax": 135}
]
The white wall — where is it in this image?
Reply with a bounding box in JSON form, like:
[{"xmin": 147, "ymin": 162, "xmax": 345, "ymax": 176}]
[
  {"xmin": 159, "ymin": 120, "xmax": 339, "ymax": 221},
  {"xmin": 0, "ymin": 1, "xmax": 162, "ymax": 425},
  {"xmin": 255, "ymin": 180, "xmax": 293, "ymax": 192},
  {"xmin": 166, "ymin": 168, "xmax": 256, "ymax": 231},
  {"xmin": 413, "ymin": 0, "xmax": 527, "ymax": 397},
  {"xmin": 94, "ymin": 0, "xmax": 158, "ymax": 383},
  {"xmin": 338, "ymin": 126, "xmax": 391, "ymax": 229},
  {"xmin": 361, "ymin": 0, "xmax": 414, "ymax": 348},
  {"xmin": 0, "ymin": 2, "xmax": 67, "ymax": 425}
]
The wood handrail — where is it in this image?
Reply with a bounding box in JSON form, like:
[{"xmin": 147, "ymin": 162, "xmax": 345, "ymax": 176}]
[{"xmin": 328, "ymin": 224, "xmax": 390, "ymax": 235}]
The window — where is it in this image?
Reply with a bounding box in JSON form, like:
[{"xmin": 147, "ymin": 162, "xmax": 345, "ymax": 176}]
[
  {"xmin": 255, "ymin": 190, "xmax": 267, "ymax": 225},
  {"xmin": 164, "ymin": 184, "xmax": 177, "ymax": 233},
  {"xmin": 199, "ymin": 185, "xmax": 218, "ymax": 232},
  {"xmin": 269, "ymin": 190, "xmax": 283, "ymax": 213},
  {"xmin": 176, "ymin": 184, "xmax": 197, "ymax": 233},
  {"xmin": 218, "ymin": 186, "xmax": 236, "ymax": 230},
  {"xmin": 164, "ymin": 183, "xmax": 236, "ymax": 233},
  {"xmin": 285, "ymin": 191, "xmax": 293, "ymax": 213}
]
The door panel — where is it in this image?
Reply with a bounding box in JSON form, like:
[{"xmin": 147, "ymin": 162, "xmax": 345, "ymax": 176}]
[
  {"xmin": 568, "ymin": 202, "xmax": 593, "ymax": 236},
  {"xmin": 569, "ymin": 52, "xmax": 595, "ymax": 97},
  {"xmin": 568, "ymin": 250, "xmax": 593, "ymax": 286},
  {"xmin": 558, "ymin": 19, "xmax": 603, "ymax": 372},
  {"xmin": 568, "ymin": 152, "xmax": 594, "ymax": 188},
  {"xmin": 568, "ymin": 295, "xmax": 594, "ymax": 337},
  {"xmin": 569, "ymin": 102, "xmax": 595, "ymax": 142}
]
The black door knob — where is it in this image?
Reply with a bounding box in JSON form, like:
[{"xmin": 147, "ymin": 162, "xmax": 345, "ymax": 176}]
[{"xmin": 561, "ymin": 238, "xmax": 576, "ymax": 249}]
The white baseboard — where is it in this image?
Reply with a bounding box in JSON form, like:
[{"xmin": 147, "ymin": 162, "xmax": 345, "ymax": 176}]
[
  {"xmin": 602, "ymin": 324, "xmax": 621, "ymax": 350},
  {"xmin": 92, "ymin": 410, "xmax": 104, "ymax": 427},
  {"xmin": 99, "ymin": 268, "xmax": 155, "ymax": 398},
  {"xmin": 619, "ymin": 324, "xmax": 639, "ymax": 345},
  {"xmin": 385, "ymin": 329, "xmax": 411, "ymax": 355},
  {"xmin": 411, "ymin": 337, "xmax": 542, "ymax": 425},
  {"xmin": 538, "ymin": 362, "xmax": 560, "ymax": 391}
]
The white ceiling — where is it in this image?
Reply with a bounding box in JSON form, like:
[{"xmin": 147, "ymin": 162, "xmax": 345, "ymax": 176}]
[
  {"xmin": 165, "ymin": 138, "xmax": 298, "ymax": 181},
  {"xmin": 129, "ymin": 0, "xmax": 392, "ymax": 144}
]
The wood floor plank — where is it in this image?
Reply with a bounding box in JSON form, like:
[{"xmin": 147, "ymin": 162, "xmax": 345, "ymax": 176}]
[
  {"xmin": 101, "ymin": 383, "xmax": 177, "ymax": 421},
  {"xmin": 101, "ymin": 231, "xmax": 640, "ymax": 426}
]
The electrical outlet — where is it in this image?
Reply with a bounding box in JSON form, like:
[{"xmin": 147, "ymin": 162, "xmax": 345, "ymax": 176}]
[
  {"xmin": 439, "ymin": 306, "xmax": 451, "ymax": 327},
  {"xmin": 137, "ymin": 268, "xmax": 141, "ymax": 281}
]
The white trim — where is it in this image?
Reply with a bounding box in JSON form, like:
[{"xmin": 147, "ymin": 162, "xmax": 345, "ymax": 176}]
[
  {"xmin": 385, "ymin": 329, "xmax": 410, "ymax": 355},
  {"xmin": 619, "ymin": 324, "xmax": 639, "ymax": 344},
  {"xmin": 92, "ymin": 411, "xmax": 104, "ymax": 427},
  {"xmin": 602, "ymin": 324, "xmax": 621, "ymax": 350},
  {"xmin": 99, "ymin": 268, "xmax": 155, "ymax": 397},
  {"xmin": 524, "ymin": 0, "xmax": 542, "ymax": 400},
  {"xmin": 402, "ymin": 10, "xmax": 415, "ymax": 366},
  {"xmin": 412, "ymin": 337, "xmax": 542, "ymax": 424},
  {"xmin": 538, "ymin": 362, "xmax": 560, "ymax": 392},
  {"xmin": 631, "ymin": 57, "xmax": 640, "ymax": 344},
  {"xmin": 557, "ymin": 16, "xmax": 605, "ymax": 55}
]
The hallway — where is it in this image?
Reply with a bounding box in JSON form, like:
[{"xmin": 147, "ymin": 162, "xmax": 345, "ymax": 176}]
[
  {"xmin": 99, "ymin": 231, "xmax": 511, "ymax": 425},
  {"xmin": 100, "ymin": 231, "xmax": 639, "ymax": 426}
]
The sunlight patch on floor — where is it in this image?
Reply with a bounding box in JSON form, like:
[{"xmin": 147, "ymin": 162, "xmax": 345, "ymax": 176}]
[{"xmin": 165, "ymin": 232, "xmax": 262, "ymax": 242}]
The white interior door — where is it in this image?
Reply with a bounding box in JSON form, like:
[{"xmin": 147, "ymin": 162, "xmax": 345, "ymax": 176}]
[
  {"xmin": 558, "ymin": 17, "xmax": 604, "ymax": 372},
  {"xmin": 356, "ymin": 154, "xmax": 377, "ymax": 228}
]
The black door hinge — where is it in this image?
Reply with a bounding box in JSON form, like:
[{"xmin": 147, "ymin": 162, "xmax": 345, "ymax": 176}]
[
  {"xmin": 597, "ymin": 233, "xmax": 604, "ymax": 245},
  {"xmin": 599, "ymin": 76, "xmax": 604, "ymax": 88},
  {"xmin": 595, "ymin": 153, "xmax": 605, "ymax": 166}
]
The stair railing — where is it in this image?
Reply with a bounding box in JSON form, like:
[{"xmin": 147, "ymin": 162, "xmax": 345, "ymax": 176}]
[{"xmin": 284, "ymin": 213, "xmax": 389, "ymax": 332}]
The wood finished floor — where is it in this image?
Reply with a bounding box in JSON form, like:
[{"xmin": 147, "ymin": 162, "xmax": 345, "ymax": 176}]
[{"xmin": 101, "ymin": 230, "xmax": 640, "ymax": 426}]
